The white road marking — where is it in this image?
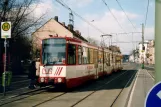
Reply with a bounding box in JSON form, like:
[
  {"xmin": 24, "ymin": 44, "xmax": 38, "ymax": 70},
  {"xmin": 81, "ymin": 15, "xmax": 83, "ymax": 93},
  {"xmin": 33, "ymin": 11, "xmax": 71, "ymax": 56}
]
[
  {"xmin": 127, "ymin": 70, "xmax": 140, "ymax": 107},
  {"xmin": 145, "ymin": 70, "xmax": 155, "ymax": 81}
]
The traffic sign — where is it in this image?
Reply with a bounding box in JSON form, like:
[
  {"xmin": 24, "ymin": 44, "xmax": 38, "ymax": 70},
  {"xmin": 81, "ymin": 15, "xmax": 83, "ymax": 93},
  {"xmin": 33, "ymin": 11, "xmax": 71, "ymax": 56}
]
[
  {"xmin": 145, "ymin": 81, "xmax": 161, "ymax": 107},
  {"xmin": 1, "ymin": 22, "xmax": 11, "ymax": 39}
]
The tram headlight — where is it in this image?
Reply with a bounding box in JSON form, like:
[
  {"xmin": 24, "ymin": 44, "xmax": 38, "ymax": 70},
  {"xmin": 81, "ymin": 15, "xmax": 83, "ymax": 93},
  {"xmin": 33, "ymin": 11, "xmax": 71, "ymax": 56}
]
[
  {"xmin": 58, "ymin": 78, "xmax": 62, "ymax": 83},
  {"xmin": 40, "ymin": 77, "xmax": 44, "ymax": 82}
]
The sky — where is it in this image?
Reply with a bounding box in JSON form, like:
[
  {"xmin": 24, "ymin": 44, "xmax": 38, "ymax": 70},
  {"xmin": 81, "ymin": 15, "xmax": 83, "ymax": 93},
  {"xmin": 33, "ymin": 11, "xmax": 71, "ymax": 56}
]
[{"xmin": 33, "ymin": 0, "xmax": 155, "ymax": 55}]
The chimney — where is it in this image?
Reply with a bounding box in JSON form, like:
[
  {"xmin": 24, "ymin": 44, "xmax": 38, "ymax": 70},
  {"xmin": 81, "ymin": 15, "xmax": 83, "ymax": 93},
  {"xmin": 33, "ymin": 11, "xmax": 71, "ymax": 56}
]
[
  {"xmin": 62, "ymin": 22, "xmax": 65, "ymax": 27},
  {"xmin": 75, "ymin": 30, "xmax": 79, "ymax": 34},
  {"xmin": 54, "ymin": 16, "xmax": 58, "ymax": 22},
  {"xmin": 49, "ymin": 35, "xmax": 53, "ymax": 37},
  {"xmin": 68, "ymin": 24, "xmax": 73, "ymax": 31}
]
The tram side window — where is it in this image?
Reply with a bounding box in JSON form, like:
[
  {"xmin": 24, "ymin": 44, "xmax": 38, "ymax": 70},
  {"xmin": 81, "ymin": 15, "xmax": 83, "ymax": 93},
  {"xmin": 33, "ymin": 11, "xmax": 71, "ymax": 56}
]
[
  {"xmin": 110, "ymin": 54, "xmax": 113, "ymax": 65},
  {"xmin": 78, "ymin": 46, "xmax": 82, "ymax": 64},
  {"xmin": 68, "ymin": 44, "xmax": 76, "ymax": 64},
  {"xmin": 104, "ymin": 52, "xmax": 107, "ymax": 63},
  {"xmin": 89, "ymin": 48, "xmax": 94, "ymax": 64},
  {"xmin": 98, "ymin": 51, "xmax": 103, "ymax": 63},
  {"xmin": 93, "ymin": 50, "xmax": 98, "ymax": 63},
  {"xmin": 108, "ymin": 53, "xmax": 110, "ymax": 66},
  {"xmin": 87, "ymin": 48, "xmax": 89, "ymax": 64},
  {"xmin": 82, "ymin": 47, "xmax": 88, "ymax": 64}
]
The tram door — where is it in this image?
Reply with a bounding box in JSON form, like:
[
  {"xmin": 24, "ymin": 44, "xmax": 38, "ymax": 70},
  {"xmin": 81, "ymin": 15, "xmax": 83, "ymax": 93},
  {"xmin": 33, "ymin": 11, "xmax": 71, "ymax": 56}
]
[{"xmin": 94, "ymin": 49, "xmax": 98, "ymax": 79}]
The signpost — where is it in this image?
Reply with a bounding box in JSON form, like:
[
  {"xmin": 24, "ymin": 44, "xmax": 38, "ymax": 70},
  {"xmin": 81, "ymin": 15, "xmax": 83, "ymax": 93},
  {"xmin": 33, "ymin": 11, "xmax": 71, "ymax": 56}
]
[
  {"xmin": 145, "ymin": 81, "xmax": 161, "ymax": 107},
  {"xmin": 1, "ymin": 21, "xmax": 11, "ymax": 96}
]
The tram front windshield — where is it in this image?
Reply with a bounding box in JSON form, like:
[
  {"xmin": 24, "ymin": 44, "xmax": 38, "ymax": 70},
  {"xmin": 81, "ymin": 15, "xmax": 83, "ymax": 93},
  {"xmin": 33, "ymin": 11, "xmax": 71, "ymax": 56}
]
[{"xmin": 42, "ymin": 38, "xmax": 66, "ymax": 65}]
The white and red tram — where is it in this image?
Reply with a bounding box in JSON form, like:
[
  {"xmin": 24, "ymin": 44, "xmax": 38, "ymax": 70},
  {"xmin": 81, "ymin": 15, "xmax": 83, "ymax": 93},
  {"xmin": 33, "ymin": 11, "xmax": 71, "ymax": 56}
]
[{"xmin": 38, "ymin": 36, "xmax": 123, "ymax": 88}]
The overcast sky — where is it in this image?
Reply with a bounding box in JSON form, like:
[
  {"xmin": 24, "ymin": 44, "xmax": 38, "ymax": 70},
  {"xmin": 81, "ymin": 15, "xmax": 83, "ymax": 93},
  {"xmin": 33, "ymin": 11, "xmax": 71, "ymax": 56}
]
[{"xmin": 33, "ymin": 0, "xmax": 155, "ymax": 55}]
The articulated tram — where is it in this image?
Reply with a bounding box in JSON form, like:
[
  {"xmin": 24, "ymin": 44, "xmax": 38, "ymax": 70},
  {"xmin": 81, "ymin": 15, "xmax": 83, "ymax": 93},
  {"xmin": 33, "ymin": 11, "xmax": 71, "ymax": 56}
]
[{"xmin": 38, "ymin": 36, "xmax": 123, "ymax": 88}]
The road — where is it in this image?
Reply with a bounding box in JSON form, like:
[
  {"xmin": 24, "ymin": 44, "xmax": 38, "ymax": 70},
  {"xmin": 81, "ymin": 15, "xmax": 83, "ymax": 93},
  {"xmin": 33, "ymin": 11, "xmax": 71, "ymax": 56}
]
[{"xmin": 0, "ymin": 63, "xmax": 139, "ymax": 107}]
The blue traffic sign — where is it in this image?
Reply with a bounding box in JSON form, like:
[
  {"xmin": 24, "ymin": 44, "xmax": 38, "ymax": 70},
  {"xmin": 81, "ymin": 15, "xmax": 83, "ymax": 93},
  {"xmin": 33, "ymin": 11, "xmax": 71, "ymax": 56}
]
[{"xmin": 145, "ymin": 81, "xmax": 161, "ymax": 107}]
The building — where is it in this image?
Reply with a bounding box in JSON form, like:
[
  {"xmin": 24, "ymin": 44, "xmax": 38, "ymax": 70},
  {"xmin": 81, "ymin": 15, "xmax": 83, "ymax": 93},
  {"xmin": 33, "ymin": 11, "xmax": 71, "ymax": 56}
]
[
  {"xmin": 32, "ymin": 16, "xmax": 88, "ymax": 57},
  {"xmin": 147, "ymin": 40, "xmax": 155, "ymax": 64},
  {"xmin": 138, "ymin": 41, "xmax": 149, "ymax": 64},
  {"xmin": 129, "ymin": 54, "xmax": 135, "ymax": 62},
  {"xmin": 138, "ymin": 40, "xmax": 155, "ymax": 65}
]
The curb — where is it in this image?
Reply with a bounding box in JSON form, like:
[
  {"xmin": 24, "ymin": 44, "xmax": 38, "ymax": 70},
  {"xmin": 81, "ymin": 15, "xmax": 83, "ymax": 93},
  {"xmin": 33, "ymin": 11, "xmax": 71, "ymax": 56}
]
[{"xmin": 125, "ymin": 69, "xmax": 139, "ymax": 107}]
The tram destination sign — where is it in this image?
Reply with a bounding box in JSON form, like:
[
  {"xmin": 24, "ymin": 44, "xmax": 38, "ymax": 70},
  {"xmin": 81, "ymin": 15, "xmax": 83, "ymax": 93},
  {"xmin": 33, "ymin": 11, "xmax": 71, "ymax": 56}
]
[{"xmin": 1, "ymin": 22, "xmax": 11, "ymax": 39}]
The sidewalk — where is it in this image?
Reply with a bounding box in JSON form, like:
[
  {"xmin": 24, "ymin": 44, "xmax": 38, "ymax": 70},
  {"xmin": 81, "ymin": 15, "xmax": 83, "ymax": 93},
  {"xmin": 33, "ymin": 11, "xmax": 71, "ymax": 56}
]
[
  {"xmin": 0, "ymin": 86, "xmax": 39, "ymax": 100},
  {"xmin": 127, "ymin": 69, "xmax": 154, "ymax": 107},
  {"xmin": 0, "ymin": 74, "xmax": 29, "ymax": 94}
]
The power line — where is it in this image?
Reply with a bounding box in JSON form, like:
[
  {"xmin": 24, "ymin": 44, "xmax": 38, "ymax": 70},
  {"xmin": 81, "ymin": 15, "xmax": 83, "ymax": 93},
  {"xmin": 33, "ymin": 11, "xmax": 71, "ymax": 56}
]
[
  {"xmin": 112, "ymin": 41, "xmax": 140, "ymax": 43},
  {"xmin": 55, "ymin": 0, "xmax": 106, "ymax": 34},
  {"xmin": 101, "ymin": 0, "xmax": 127, "ymax": 35},
  {"xmin": 115, "ymin": 0, "xmax": 137, "ymax": 32}
]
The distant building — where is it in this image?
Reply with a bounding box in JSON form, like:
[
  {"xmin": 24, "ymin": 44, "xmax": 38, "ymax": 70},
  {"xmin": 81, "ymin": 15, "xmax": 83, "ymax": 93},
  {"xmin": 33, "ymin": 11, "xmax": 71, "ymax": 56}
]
[
  {"xmin": 147, "ymin": 40, "xmax": 155, "ymax": 64},
  {"xmin": 123, "ymin": 55, "xmax": 129, "ymax": 62},
  {"xmin": 129, "ymin": 54, "xmax": 134, "ymax": 62},
  {"xmin": 139, "ymin": 41, "xmax": 149, "ymax": 64},
  {"xmin": 138, "ymin": 40, "xmax": 155, "ymax": 65}
]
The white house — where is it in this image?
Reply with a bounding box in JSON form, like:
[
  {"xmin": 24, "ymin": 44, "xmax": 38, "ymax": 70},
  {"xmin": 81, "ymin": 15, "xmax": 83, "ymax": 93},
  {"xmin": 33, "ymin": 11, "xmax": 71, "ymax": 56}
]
[
  {"xmin": 31, "ymin": 16, "xmax": 88, "ymax": 56},
  {"xmin": 138, "ymin": 41, "xmax": 149, "ymax": 64}
]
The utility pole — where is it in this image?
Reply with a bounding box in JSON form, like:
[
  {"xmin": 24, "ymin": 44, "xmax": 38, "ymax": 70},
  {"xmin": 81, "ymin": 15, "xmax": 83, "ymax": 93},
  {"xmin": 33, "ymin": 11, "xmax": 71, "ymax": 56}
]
[
  {"xmin": 69, "ymin": 10, "xmax": 74, "ymax": 28},
  {"xmin": 141, "ymin": 23, "xmax": 145, "ymax": 69},
  {"xmin": 155, "ymin": 0, "xmax": 161, "ymax": 83}
]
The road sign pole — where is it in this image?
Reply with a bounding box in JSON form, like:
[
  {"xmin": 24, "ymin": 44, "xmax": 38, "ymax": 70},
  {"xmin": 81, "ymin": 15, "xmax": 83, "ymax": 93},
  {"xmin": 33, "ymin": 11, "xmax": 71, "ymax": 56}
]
[
  {"xmin": 3, "ymin": 38, "xmax": 7, "ymax": 96},
  {"xmin": 1, "ymin": 21, "xmax": 11, "ymax": 96},
  {"xmin": 155, "ymin": 0, "xmax": 161, "ymax": 83},
  {"xmin": 141, "ymin": 23, "xmax": 144, "ymax": 69}
]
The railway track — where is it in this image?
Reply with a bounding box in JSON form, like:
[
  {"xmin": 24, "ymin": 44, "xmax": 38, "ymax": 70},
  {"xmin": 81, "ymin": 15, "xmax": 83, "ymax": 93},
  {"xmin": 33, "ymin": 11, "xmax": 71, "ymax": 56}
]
[
  {"xmin": 0, "ymin": 65, "xmax": 137, "ymax": 107},
  {"xmin": 32, "ymin": 68, "xmax": 137, "ymax": 107},
  {"xmin": 0, "ymin": 86, "xmax": 53, "ymax": 106}
]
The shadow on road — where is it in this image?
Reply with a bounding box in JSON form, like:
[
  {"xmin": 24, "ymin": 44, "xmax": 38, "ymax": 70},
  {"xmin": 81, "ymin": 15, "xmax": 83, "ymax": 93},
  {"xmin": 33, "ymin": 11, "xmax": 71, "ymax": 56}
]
[{"xmin": 45, "ymin": 69, "xmax": 137, "ymax": 93}]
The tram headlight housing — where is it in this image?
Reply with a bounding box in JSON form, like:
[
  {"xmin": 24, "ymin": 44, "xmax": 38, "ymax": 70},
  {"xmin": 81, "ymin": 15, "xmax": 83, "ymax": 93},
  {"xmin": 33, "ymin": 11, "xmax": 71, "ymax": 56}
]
[
  {"xmin": 58, "ymin": 78, "xmax": 62, "ymax": 83},
  {"xmin": 40, "ymin": 77, "xmax": 44, "ymax": 82}
]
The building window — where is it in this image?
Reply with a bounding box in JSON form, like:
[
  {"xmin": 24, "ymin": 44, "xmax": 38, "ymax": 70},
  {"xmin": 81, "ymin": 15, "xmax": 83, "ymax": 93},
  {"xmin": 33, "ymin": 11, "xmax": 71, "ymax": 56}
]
[{"xmin": 68, "ymin": 44, "xmax": 76, "ymax": 64}]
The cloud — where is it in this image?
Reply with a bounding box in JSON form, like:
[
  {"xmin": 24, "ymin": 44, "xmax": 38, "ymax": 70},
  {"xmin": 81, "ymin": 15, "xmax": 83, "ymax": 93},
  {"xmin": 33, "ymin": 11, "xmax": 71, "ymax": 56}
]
[
  {"xmin": 75, "ymin": 9, "xmax": 154, "ymax": 54},
  {"xmin": 30, "ymin": 0, "xmax": 59, "ymax": 19},
  {"xmin": 61, "ymin": 0, "xmax": 93, "ymax": 8}
]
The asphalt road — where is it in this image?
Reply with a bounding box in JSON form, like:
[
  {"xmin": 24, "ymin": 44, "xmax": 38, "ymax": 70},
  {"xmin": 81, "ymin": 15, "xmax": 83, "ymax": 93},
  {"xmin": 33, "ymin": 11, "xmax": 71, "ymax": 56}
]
[{"xmin": 0, "ymin": 63, "xmax": 138, "ymax": 107}]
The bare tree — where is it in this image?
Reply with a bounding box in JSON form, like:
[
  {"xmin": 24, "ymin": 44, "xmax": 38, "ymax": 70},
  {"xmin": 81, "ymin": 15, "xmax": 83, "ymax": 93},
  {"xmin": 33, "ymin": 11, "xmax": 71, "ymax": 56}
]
[
  {"xmin": 0, "ymin": 0, "xmax": 45, "ymax": 56},
  {"xmin": 86, "ymin": 37, "xmax": 99, "ymax": 46},
  {"xmin": 0, "ymin": 0, "xmax": 45, "ymax": 74},
  {"xmin": 0, "ymin": 0, "xmax": 45, "ymax": 38}
]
